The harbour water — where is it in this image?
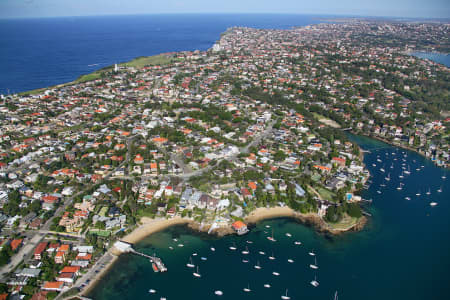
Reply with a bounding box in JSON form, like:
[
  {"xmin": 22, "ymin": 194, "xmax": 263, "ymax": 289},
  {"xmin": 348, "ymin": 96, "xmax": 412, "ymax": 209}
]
[
  {"xmin": 410, "ymin": 52, "xmax": 450, "ymax": 67},
  {"xmin": 89, "ymin": 135, "xmax": 450, "ymax": 300}
]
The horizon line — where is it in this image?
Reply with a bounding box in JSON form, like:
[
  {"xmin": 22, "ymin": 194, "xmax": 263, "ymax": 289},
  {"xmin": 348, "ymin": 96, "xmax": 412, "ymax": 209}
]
[{"xmin": 1, "ymin": 12, "xmax": 449, "ymax": 21}]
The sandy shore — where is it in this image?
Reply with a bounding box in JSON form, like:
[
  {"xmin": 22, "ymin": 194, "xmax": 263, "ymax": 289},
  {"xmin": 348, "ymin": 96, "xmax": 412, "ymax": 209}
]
[{"xmin": 122, "ymin": 216, "xmax": 192, "ymax": 244}]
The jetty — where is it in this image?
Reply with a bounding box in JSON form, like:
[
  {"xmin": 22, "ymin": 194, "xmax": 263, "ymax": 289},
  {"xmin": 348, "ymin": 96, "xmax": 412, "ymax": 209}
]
[{"xmin": 113, "ymin": 241, "xmax": 167, "ymax": 272}]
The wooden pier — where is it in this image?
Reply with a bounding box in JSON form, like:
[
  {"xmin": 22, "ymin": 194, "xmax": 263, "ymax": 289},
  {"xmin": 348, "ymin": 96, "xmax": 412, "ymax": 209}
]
[{"xmin": 129, "ymin": 249, "xmax": 167, "ymax": 272}]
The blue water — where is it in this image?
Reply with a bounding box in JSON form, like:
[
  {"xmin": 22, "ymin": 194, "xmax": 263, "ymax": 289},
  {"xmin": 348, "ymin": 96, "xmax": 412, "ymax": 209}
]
[
  {"xmin": 411, "ymin": 52, "xmax": 450, "ymax": 67},
  {"xmin": 89, "ymin": 135, "xmax": 450, "ymax": 300},
  {"xmin": 0, "ymin": 14, "xmax": 322, "ymax": 94}
]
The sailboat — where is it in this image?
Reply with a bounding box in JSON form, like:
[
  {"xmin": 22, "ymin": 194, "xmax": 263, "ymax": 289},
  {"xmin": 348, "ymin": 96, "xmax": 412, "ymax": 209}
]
[
  {"xmin": 309, "ymin": 250, "xmax": 316, "ymax": 256},
  {"xmin": 442, "ymin": 175, "xmax": 447, "ymax": 179},
  {"xmin": 399, "ymin": 171, "xmax": 404, "ymax": 179},
  {"xmin": 294, "ymin": 241, "xmax": 302, "ymax": 245},
  {"xmin": 243, "ymin": 284, "xmax": 251, "ymax": 292},
  {"xmin": 210, "ymin": 247, "xmax": 216, "ymax": 252},
  {"xmin": 269, "ymin": 252, "xmax": 276, "ymax": 260},
  {"xmin": 310, "ymin": 257, "xmax": 318, "ymax": 269},
  {"xmin": 385, "ymin": 173, "xmax": 391, "ymax": 181},
  {"xmin": 186, "ymin": 257, "xmax": 195, "ymax": 268},
  {"xmin": 267, "ymin": 229, "xmax": 276, "ymax": 242},
  {"xmin": 390, "ymin": 163, "xmax": 394, "ymax": 169},
  {"xmin": 242, "ymin": 259, "xmax": 249, "ymax": 263},
  {"xmin": 380, "ymin": 165, "xmax": 385, "ymax": 173},
  {"xmin": 272, "ymin": 271, "xmax": 280, "ymax": 276},
  {"xmin": 281, "ymin": 289, "xmax": 291, "ymax": 300},
  {"xmin": 214, "ymin": 290, "xmax": 223, "ymax": 296},
  {"xmin": 310, "ymin": 275, "xmax": 319, "ymax": 287},
  {"xmin": 148, "ymin": 289, "xmax": 156, "ymax": 294},
  {"xmin": 193, "ymin": 266, "xmax": 201, "ymax": 278},
  {"xmin": 430, "ymin": 202, "xmax": 438, "ymax": 207},
  {"xmin": 437, "ymin": 186, "xmax": 442, "ymax": 193},
  {"xmin": 242, "ymin": 246, "xmax": 249, "ymax": 255},
  {"xmin": 334, "ymin": 291, "xmax": 339, "ymax": 300},
  {"xmin": 416, "ymin": 190, "xmax": 421, "ymax": 196},
  {"xmin": 264, "ymin": 284, "xmax": 271, "ymax": 288},
  {"xmin": 405, "ymin": 196, "xmax": 411, "ymax": 200},
  {"xmin": 285, "ymin": 232, "xmax": 292, "ymax": 237},
  {"xmin": 404, "ymin": 166, "xmax": 411, "ymax": 175},
  {"xmin": 259, "ymin": 251, "xmax": 265, "ymax": 255},
  {"xmin": 397, "ymin": 183, "xmax": 403, "ymax": 190},
  {"xmin": 287, "ymin": 258, "xmax": 294, "ymax": 263},
  {"xmin": 426, "ymin": 188, "xmax": 431, "ymax": 195},
  {"xmin": 254, "ymin": 261, "xmax": 262, "ymax": 269},
  {"xmin": 229, "ymin": 243, "xmax": 237, "ymax": 251}
]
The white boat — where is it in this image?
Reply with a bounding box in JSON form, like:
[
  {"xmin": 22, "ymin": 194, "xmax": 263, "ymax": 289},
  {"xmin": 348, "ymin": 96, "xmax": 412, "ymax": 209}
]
[
  {"xmin": 264, "ymin": 284, "xmax": 271, "ymax": 288},
  {"xmin": 416, "ymin": 168, "xmax": 420, "ymax": 171},
  {"xmin": 229, "ymin": 243, "xmax": 237, "ymax": 251},
  {"xmin": 169, "ymin": 246, "xmax": 173, "ymax": 250},
  {"xmin": 160, "ymin": 297, "xmax": 166, "ymax": 300},
  {"xmin": 405, "ymin": 197, "xmax": 411, "ymax": 200},
  {"xmin": 281, "ymin": 289, "xmax": 291, "ymax": 300},
  {"xmin": 201, "ymin": 257, "xmax": 207, "ymax": 261},
  {"xmin": 377, "ymin": 190, "xmax": 381, "ymax": 194},
  {"xmin": 285, "ymin": 233, "xmax": 292, "ymax": 237},
  {"xmin": 390, "ymin": 163, "xmax": 394, "ymax": 169},
  {"xmin": 265, "ymin": 225, "xmax": 271, "ymax": 228},
  {"xmin": 404, "ymin": 166, "xmax": 410, "ymax": 175},
  {"xmin": 426, "ymin": 188, "xmax": 431, "ymax": 195},
  {"xmin": 309, "ymin": 250, "xmax": 316, "ymax": 256},
  {"xmin": 385, "ymin": 173, "xmax": 391, "ymax": 181},
  {"xmin": 242, "ymin": 246, "xmax": 249, "ymax": 255},
  {"xmin": 416, "ymin": 191, "xmax": 421, "ymax": 196},
  {"xmin": 192, "ymin": 253, "xmax": 197, "ymax": 256},
  {"xmin": 442, "ymin": 175, "xmax": 447, "ymax": 179},
  {"xmin": 310, "ymin": 275, "xmax": 319, "ymax": 287},
  {"xmin": 380, "ymin": 184, "xmax": 386, "ymax": 187},
  {"xmin": 186, "ymin": 257, "xmax": 195, "ymax": 268},
  {"xmin": 334, "ymin": 291, "xmax": 339, "ymax": 300},
  {"xmin": 430, "ymin": 202, "xmax": 438, "ymax": 206},
  {"xmin": 242, "ymin": 259, "xmax": 249, "ymax": 263},
  {"xmin": 178, "ymin": 244, "xmax": 184, "ymax": 247},
  {"xmin": 243, "ymin": 284, "xmax": 251, "ymax": 292},
  {"xmin": 173, "ymin": 238, "xmax": 178, "ymax": 242},
  {"xmin": 267, "ymin": 229, "xmax": 276, "ymax": 242},
  {"xmin": 397, "ymin": 183, "xmax": 403, "ymax": 190},
  {"xmin": 437, "ymin": 187, "xmax": 442, "ymax": 193},
  {"xmin": 193, "ymin": 266, "xmax": 201, "ymax": 278},
  {"xmin": 372, "ymin": 163, "xmax": 376, "ymax": 167},
  {"xmin": 287, "ymin": 258, "xmax": 294, "ymax": 263},
  {"xmin": 269, "ymin": 252, "xmax": 276, "ymax": 260},
  {"xmin": 259, "ymin": 251, "xmax": 265, "ymax": 255},
  {"xmin": 377, "ymin": 158, "xmax": 382, "ymax": 163},
  {"xmin": 380, "ymin": 167, "xmax": 385, "ymax": 173},
  {"xmin": 214, "ymin": 290, "xmax": 223, "ymax": 296},
  {"xmin": 294, "ymin": 241, "xmax": 301, "ymax": 245},
  {"xmin": 272, "ymin": 271, "xmax": 280, "ymax": 276},
  {"xmin": 309, "ymin": 257, "xmax": 318, "ymax": 269},
  {"xmin": 148, "ymin": 289, "xmax": 156, "ymax": 294},
  {"xmin": 211, "ymin": 247, "xmax": 216, "ymax": 252},
  {"xmin": 254, "ymin": 261, "xmax": 262, "ymax": 269},
  {"xmin": 399, "ymin": 171, "xmax": 403, "ymax": 179},
  {"xmin": 246, "ymin": 240, "xmax": 253, "ymax": 244}
]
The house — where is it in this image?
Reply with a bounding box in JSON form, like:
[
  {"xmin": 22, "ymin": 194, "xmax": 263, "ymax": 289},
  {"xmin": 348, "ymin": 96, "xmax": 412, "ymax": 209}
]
[
  {"xmin": 34, "ymin": 242, "xmax": 48, "ymax": 260},
  {"xmin": 42, "ymin": 281, "xmax": 64, "ymax": 292},
  {"xmin": 231, "ymin": 221, "xmax": 249, "ymax": 235},
  {"xmin": 60, "ymin": 266, "xmax": 80, "ymax": 275},
  {"xmin": 55, "ymin": 251, "xmax": 65, "ymax": 264},
  {"xmin": 10, "ymin": 239, "xmax": 23, "ymax": 252},
  {"xmin": 56, "ymin": 272, "xmax": 75, "ymax": 284},
  {"xmin": 15, "ymin": 268, "xmax": 41, "ymax": 278}
]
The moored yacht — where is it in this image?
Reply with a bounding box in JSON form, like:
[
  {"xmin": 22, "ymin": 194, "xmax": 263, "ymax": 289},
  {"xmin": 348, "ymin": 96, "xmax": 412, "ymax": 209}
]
[
  {"xmin": 281, "ymin": 289, "xmax": 291, "ymax": 300},
  {"xmin": 310, "ymin": 257, "xmax": 319, "ymax": 269},
  {"xmin": 254, "ymin": 261, "xmax": 262, "ymax": 269},
  {"xmin": 229, "ymin": 243, "xmax": 237, "ymax": 251},
  {"xmin": 214, "ymin": 290, "xmax": 223, "ymax": 296},
  {"xmin": 310, "ymin": 275, "xmax": 319, "ymax": 287},
  {"xmin": 430, "ymin": 202, "xmax": 438, "ymax": 206},
  {"xmin": 186, "ymin": 257, "xmax": 195, "ymax": 268},
  {"xmin": 264, "ymin": 284, "xmax": 271, "ymax": 288},
  {"xmin": 193, "ymin": 266, "xmax": 201, "ymax": 278},
  {"xmin": 242, "ymin": 246, "xmax": 249, "ymax": 255},
  {"xmin": 243, "ymin": 284, "xmax": 251, "ymax": 292},
  {"xmin": 267, "ymin": 229, "xmax": 277, "ymax": 242}
]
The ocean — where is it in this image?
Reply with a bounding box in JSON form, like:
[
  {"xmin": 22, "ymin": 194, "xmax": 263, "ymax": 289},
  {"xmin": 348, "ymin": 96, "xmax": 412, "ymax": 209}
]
[
  {"xmin": 411, "ymin": 52, "xmax": 450, "ymax": 68},
  {"xmin": 0, "ymin": 14, "xmax": 323, "ymax": 95},
  {"xmin": 89, "ymin": 135, "xmax": 450, "ymax": 300}
]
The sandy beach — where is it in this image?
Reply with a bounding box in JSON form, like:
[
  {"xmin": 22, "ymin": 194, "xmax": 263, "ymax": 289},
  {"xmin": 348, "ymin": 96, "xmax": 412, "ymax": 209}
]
[{"xmin": 122, "ymin": 216, "xmax": 192, "ymax": 244}]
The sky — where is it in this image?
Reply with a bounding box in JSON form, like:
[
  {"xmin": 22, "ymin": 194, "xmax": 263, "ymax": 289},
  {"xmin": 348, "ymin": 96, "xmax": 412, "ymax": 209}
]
[{"xmin": 0, "ymin": 0, "xmax": 448, "ymax": 19}]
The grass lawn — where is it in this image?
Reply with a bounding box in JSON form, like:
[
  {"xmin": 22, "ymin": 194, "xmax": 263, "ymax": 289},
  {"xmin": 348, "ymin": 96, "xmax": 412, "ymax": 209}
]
[
  {"xmin": 317, "ymin": 187, "xmax": 336, "ymax": 202},
  {"xmin": 89, "ymin": 230, "xmax": 111, "ymax": 237},
  {"xmin": 328, "ymin": 215, "xmax": 359, "ymax": 230}
]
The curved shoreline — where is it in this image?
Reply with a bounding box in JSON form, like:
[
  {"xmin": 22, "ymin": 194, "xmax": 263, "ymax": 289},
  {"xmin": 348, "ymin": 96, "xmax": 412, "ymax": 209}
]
[{"xmin": 81, "ymin": 207, "xmax": 366, "ymax": 297}]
